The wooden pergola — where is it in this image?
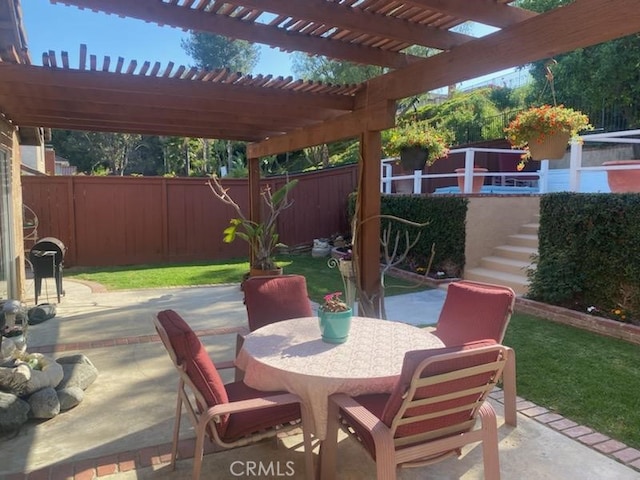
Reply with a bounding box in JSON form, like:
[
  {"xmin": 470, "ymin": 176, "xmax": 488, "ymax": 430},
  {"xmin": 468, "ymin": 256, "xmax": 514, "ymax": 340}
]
[{"xmin": 1, "ymin": 0, "xmax": 640, "ymax": 312}]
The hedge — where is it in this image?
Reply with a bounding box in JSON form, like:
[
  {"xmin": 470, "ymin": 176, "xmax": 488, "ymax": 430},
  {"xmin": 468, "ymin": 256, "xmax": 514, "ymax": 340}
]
[
  {"xmin": 528, "ymin": 192, "xmax": 640, "ymax": 325},
  {"xmin": 348, "ymin": 194, "xmax": 468, "ymax": 276}
]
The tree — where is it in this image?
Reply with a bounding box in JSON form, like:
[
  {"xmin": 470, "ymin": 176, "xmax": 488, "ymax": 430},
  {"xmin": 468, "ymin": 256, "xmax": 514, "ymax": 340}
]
[
  {"xmin": 292, "ymin": 55, "xmax": 384, "ymax": 84},
  {"xmin": 517, "ymin": 0, "xmax": 640, "ymax": 131},
  {"xmin": 181, "ymin": 32, "xmax": 259, "ymax": 73},
  {"xmin": 50, "ymin": 130, "xmax": 163, "ymax": 175}
]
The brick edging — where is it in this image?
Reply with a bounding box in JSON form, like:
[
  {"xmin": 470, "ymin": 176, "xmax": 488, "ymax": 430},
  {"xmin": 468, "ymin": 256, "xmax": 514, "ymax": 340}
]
[{"xmin": 515, "ymin": 297, "xmax": 640, "ymax": 346}]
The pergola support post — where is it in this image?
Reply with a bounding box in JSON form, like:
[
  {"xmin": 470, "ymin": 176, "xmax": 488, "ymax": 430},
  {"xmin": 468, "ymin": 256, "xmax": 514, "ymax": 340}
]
[{"xmin": 355, "ymin": 129, "xmax": 383, "ymax": 317}]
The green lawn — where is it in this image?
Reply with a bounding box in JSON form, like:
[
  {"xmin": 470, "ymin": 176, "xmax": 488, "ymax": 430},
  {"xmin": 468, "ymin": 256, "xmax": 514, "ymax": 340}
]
[
  {"xmin": 65, "ymin": 254, "xmax": 431, "ymax": 304},
  {"xmin": 503, "ymin": 313, "xmax": 640, "ymax": 449},
  {"xmin": 66, "ymin": 256, "xmax": 640, "ymax": 449}
]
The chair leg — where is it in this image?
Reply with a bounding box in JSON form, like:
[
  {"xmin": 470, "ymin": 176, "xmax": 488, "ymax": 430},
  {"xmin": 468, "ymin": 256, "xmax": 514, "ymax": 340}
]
[
  {"xmin": 503, "ymin": 349, "xmax": 517, "ymax": 426},
  {"xmin": 479, "ymin": 403, "xmax": 501, "ymax": 480},
  {"xmin": 170, "ymin": 390, "xmax": 184, "ymax": 470},
  {"xmin": 34, "ymin": 276, "xmax": 41, "ymax": 305},
  {"xmin": 193, "ymin": 418, "xmax": 208, "ymax": 480}
]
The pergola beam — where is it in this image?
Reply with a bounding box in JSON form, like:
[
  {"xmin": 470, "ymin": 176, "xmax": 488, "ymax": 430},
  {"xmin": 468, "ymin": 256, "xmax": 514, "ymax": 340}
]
[
  {"xmin": 0, "ymin": 64, "xmax": 356, "ymax": 112},
  {"xmin": 247, "ymin": 100, "xmax": 396, "ymax": 158},
  {"xmin": 368, "ymin": 0, "xmax": 640, "ymax": 103},
  {"xmin": 403, "ymin": 0, "xmax": 536, "ymax": 29},
  {"xmin": 13, "ymin": 117, "xmax": 268, "ymax": 141},
  {"xmin": 231, "ymin": 0, "xmax": 473, "ymax": 50},
  {"xmin": 0, "ymin": 91, "xmax": 340, "ymax": 127},
  {"xmin": 52, "ymin": 0, "xmax": 419, "ymax": 69}
]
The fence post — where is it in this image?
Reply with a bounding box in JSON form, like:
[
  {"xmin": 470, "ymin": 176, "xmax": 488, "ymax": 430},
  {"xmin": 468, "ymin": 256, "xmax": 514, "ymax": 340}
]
[
  {"xmin": 412, "ymin": 170, "xmax": 422, "ymax": 194},
  {"xmin": 463, "ymin": 149, "xmax": 475, "ymax": 193},
  {"xmin": 569, "ymin": 139, "xmax": 582, "ymax": 192}
]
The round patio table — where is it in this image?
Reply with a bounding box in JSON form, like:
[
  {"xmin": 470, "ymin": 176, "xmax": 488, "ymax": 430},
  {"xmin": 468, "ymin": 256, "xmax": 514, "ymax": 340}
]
[{"xmin": 235, "ymin": 316, "xmax": 444, "ymax": 439}]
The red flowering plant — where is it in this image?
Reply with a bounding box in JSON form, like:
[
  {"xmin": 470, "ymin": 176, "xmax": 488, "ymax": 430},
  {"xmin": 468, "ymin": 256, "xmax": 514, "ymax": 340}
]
[
  {"xmin": 320, "ymin": 292, "xmax": 350, "ymax": 313},
  {"xmin": 504, "ymin": 104, "xmax": 593, "ymax": 170}
]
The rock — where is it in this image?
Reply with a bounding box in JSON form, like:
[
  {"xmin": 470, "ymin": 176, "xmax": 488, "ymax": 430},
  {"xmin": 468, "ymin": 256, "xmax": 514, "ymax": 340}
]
[
  {"xmin": 0, "ymin": 363, "xmax": 33, "ymax": 396},
  {"xmin": 28, "ymin": 387, "xmax": 60, "ymax": 419},
  {"xmin": 0, "ymin": 354, "xmax": 64, "ymax": 397},
  {"xmin": 0, "ymin": 337, "xmax": 18, "ymax": 365},
  {"xmin": 56, "ymin": 354, "xmax": 96, "ymax": 369},
  {"xmin": 57, "ymin": 386, "xmax": 84, "ymax": 411},
  {"xmin": 57, "ymin": 363, "xmax": 98, "ymax": 391},
  {"xmin": 0, "ymin": 391, "xmax": 30, "ymax": 432}
]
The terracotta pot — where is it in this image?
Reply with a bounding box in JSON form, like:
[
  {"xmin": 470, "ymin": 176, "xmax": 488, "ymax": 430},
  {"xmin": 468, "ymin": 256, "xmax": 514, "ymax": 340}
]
[
  {"xmin": 527, "ymin": 131, "xmax": 570, "ymax": 160},
  {"xmin": 394, "ymin": 178, "xmax": 415, "ymax": 194},
  {"xmin": 455, "ymin": 167, "xmax": 488, "ymax": 193},
  {"xmin": 603, "ymin": 160, "xmax": 640, "ymax": 192},
  {"xmin": 249, "ymin": 266, "xmax": 283, "ymax": 277}
]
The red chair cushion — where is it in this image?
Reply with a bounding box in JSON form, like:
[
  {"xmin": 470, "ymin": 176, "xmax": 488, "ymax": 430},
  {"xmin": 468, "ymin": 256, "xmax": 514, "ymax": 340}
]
[
  {"xmin": 223, "ymin": 381, "xmax": 302, "ymax": 442},
  {"xmin": 433, "ymin": 281, "xmax": 514, "ymax": 345},
  {"xmin": 156, "ymin": 310, "xmax": 231, "ymax": 436},
  {"xmin": 243, "ymin": 275, "xmax": 313, "ymax": 331}
]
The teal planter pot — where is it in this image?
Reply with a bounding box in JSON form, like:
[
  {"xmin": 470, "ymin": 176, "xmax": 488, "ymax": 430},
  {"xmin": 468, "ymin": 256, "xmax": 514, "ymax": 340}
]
[{"xmin": 318, "ymin": 308, "xmax": 352, "ymax": 344}]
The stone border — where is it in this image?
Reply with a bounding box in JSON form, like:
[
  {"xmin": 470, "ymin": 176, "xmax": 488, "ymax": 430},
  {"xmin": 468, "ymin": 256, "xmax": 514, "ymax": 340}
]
[
  {"xmin": 385, "ymin": 266, "xmax": 460, "ymax": 288},
  {"xmin": 516, "ymin": 297, "xmax": 640, "ymax": 346}
]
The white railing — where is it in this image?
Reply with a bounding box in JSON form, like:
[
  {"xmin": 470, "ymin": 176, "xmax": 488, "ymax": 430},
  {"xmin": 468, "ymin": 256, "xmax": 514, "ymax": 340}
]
[
  {"xmin": 380, "ymin": 129, "xmax": 640, "ymax": 195},
  {"xmin": 567, "ymin": 129, "xmax": 640, "ymax": 192},
  {"xmin": 381, "ymin": 146, "xmax": 543, "ymax": 194}
]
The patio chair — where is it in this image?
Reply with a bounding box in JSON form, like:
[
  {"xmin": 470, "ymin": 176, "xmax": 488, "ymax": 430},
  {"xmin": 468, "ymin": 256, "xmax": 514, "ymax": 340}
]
[
  {"xmin": 154, "ymin": 309, "xmax": 313, "ymax": 480},
  {"xmin": 432, "ymin": 280, "xmax": 516, "ymax": 346},
  {"xmin": 322, "ymin": 341, "xmax": 509, "ymax": 480},
  {"xmin": 243, "ymin": 274, "xmax": 313, "ymax": 331}
]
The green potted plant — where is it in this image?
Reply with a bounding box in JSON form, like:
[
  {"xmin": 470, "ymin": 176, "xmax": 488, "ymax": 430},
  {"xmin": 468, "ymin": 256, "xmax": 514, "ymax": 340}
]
[
  {"xmin": 505, "ymin": 104, "xmax": 593, "ymax": 167},
  {"xmin": 318, "ymin": 291, "xmax": 352, "ymax": 343},
  {"xmin": 383, "ymin": 121, "xmax": 451, "ymax": 172},
  {"xmin": 208, "ymin": 176, "xmax": 298, "ymax": 275}
]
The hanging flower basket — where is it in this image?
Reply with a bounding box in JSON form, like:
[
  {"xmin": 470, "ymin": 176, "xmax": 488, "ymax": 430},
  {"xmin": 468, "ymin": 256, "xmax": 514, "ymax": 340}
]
[
  {"xmin": 526, "ymin": 130, "xmax": 571, "ymax": 160},
  {"xmin": 383, "ymin": 121, "xmax": 450, "ymax": 168},
  {"xmin": 504, "ymin": 105, "xmax": 593, "ymax": 167}
]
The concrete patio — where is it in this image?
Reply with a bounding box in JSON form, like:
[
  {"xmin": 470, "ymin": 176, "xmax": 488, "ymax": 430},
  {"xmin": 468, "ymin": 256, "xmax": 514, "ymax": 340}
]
[{"xmin": 1, "ymin": 279, "xmax": 639, "ymax": 479}]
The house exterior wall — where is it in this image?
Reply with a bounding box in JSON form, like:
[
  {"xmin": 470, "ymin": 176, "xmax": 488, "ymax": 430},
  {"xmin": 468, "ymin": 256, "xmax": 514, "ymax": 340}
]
[
  {"xmin": 0, "ymin": 116, "xmax": 26, "ymax": 300},
  {"xmin": 20, "ymin": 144, "xmax": 45, "ymax": 173}
]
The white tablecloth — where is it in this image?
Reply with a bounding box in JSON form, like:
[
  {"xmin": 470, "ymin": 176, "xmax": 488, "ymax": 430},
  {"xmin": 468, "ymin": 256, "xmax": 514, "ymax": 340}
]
[{"xmin": 235, "ymin": 316, "xmax": 444, "ymax": 439}]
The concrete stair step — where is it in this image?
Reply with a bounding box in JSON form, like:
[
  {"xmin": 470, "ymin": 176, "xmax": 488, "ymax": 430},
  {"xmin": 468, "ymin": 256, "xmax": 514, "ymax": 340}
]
[
  {"xmin": 480, "ymin": 256, "xmax": 533, "ymax": 276},
  {"xmin": 519, "ymin": 223, "xmax": 540, "ymax": 235},
  {"xmin": 463, "ymin": 268, "xmax": 529, "ymax": 295},
  {"xmin": 507, "ymin": 233, "xmax": 539, "ymax": 248},
  {"xmin": 493, "ymin": 245, "xmax": 537, "ymax": 262}
]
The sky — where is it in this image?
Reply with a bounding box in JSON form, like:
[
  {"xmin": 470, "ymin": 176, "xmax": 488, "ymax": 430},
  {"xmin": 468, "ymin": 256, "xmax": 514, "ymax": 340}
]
[
  {"xmin": 21, "ymin": 1, "xmax": 517, "ymax": 88},
  {"xmin": 22, "ymin": 0, "xmax": 294, "ymax": 77}
]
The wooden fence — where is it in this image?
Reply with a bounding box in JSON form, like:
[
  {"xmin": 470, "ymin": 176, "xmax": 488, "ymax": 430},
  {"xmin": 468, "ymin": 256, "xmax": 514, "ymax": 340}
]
[{"xmin": 22, "ymin": 165, "xmax": 358, "ymax": 267}]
